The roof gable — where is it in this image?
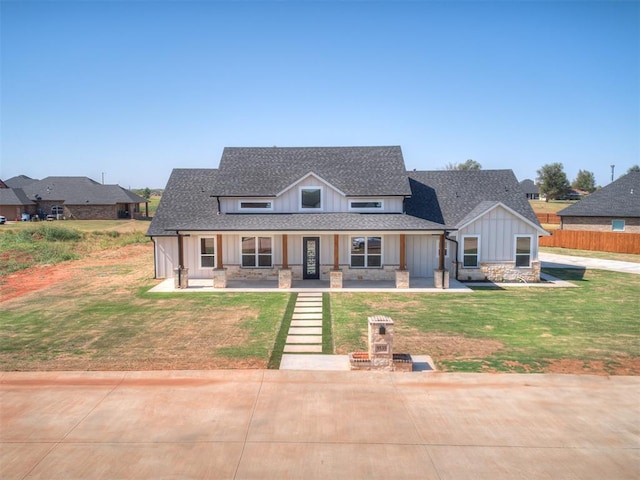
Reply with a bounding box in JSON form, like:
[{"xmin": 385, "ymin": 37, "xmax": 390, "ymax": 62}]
[
  {"xmin": 558, "ymin": 172, "xmax": 640, "ymax": 218},
  {"xmin": 406, "ymin": 169, "xmax": 541, "ymax": 229},
  {"xmin": 456, "ymin": 200, "xmax": 548, "ymax": 234},
  {"xmin": 214, "ymin": 146, "xmax": 412, "ymax": 197},
  {"xmin": 276, "ymin": 171, "xmax": 346, "ymax": 197}
]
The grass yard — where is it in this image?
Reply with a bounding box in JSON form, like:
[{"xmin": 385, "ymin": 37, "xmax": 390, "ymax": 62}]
[
  {"xmin": 0, "ymin": 243, "xmax": 289, "ymax": 370},
  {"xmin": 331, "ymin": 269, "xmax": 640, "ymax": 375}
]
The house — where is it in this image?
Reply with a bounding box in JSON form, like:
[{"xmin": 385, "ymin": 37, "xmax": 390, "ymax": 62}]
[
  {"xmin": 557, "ymin": 172, "xmax": 640, "ymax": 233},
  {"xmin": 519, "ymin": 179, "xmax": 540, "ymax": 200},
  {"xmin": 0, "ymin": 176, "xmax": 148, "ymax": 220},
  {"xmin": 148, "ymin": 146, "xmax": 547, "ymax": 288}
]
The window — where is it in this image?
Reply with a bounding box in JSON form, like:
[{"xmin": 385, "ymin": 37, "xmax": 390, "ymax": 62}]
[
  {"xmin": 462, "ymin": 236, "xmax": 479, "ymax": 268},
  {"xmin": 349, "ymin": 200, "xmax": 383, "ymax": 210},
  {"xmin": 350, "ymin": 236, "xmax": 382, "ymax": 268},
  {"xmin": 301, "ymin": 187, "xmax": 322, "ymax": 210},
  {"xmin": 612, "ymin": 220, "xmax": 625, "ymax": 232},
  {"xmin": 200, "ymin": 238, "xmax": 216, "ymax": 268},
  {"xmin": 515, "ymin": 236, "xmax": 532, "ymax": 268},
  {"xmin": 239, "ymin": 201, "xmax": 272, "ymax": 210},
  {"xmin": 51, "ymin": 205, "xmax": 63, "ymax": 215},
  {"xmin": 241, "ymin": 236, "xmax": 272, "ymax": 267}
]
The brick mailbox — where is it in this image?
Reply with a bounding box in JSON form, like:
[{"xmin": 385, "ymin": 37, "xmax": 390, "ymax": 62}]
[{"xmin": 368, "ymin": 315, "xmax": 395, "ymax": 371}]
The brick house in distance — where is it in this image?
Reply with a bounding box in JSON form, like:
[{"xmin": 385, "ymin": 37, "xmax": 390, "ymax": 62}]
[{"xmin": 557, "ymin": 172, "xmax": 640, "ymax": 233}]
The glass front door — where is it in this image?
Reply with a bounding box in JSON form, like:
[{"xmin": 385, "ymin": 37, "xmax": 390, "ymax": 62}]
[{"xmin": 303, "ymin": 237, "xmax": 320, "ymax": 280}]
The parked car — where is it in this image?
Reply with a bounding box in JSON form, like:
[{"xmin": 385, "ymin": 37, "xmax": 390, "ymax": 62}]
[
  {"xmin": 0, "ymin": 215, "xmax": 6, "ymax": 224},
  {"xmin": 21, "ymin": 213, "xmax": 31, "ymax": 221}
]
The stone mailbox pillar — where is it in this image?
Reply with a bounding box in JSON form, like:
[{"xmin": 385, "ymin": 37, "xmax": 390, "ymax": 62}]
[{"xmin": 368, "ymin": 315, "xmax": 394, "ymax": 371}]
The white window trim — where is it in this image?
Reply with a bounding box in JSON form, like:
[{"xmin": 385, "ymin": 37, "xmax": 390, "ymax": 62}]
[
  {"xmin": 238, "ymin": 199, "xmax": 274, "ymax": 211},
  {"xmin": 240, "ymin": 235, "xmax": 274, "ymax": 268},
  {"xmin": 348, "ymin": 199, "xmax": 384, "ymax": 212},
  {"xmin": 199, "ymin": 236, "xmax": 216, "ymax": 269},
  {"xmin": 299, "ymin": 186, "xmax": 324, "ymax": 211},
  {"xmin": 612, "ymin": 219, "xmax": 625, "ymax": 232},
  {"xmin": 349, "ymin": 235, "xmax": 383, "ymax": 269},
  {"xmin": 461, "ymin": 235, "xmax": 480, "ymax": 269},
  {"xmin": 514, "ymin": 234, "xmax": 533, "ymax": 268}
]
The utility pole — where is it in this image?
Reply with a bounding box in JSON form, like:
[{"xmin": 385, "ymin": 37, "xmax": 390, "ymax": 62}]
[
  {"xmin": 102, "ymin": 172, "xmax": 105, "ymax": 185},
  {"xmin": 610, "ymin": 165, "xmax": 615, "ymax": 183}
]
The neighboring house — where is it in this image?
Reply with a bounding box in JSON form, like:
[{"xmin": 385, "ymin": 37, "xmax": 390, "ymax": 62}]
[
  {"xmin": 519, "ymin": 179, "xmax": 540, "ymax": 200},
  {"xmin": 557, "ymin": 172, "xmax": 640, "ymax": 233},
  {"xmin": 148, "ymin": 146, "xmax": 547, "ymax": 287},
  {"xmin": 0, "ymin": 176, "xmax": 148, "ymax": 220}
]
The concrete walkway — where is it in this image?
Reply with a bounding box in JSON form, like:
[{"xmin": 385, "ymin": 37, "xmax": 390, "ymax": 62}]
[
  {"xmin": 540, "ymin": 252, "xmax": 640, "ymax": 275},
  {"xmin": 1, "ymin": 370, "xmax": 637, "ymax": 479},
  {"xmin": 283, "ymin": 292, "xmax": 324, "ymax": 354}
]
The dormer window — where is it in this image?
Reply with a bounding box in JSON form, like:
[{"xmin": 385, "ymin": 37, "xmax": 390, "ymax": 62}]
[
  {"xmin": 349, "ymin": 200, "xmax": 383, "ymax": 211},
  {"xmin": 239, "ymin": 200, "xmax": 273, "ymax": 211},
  {"xmin": 300, "ymin": 187, "xmax": 322, "ymax": 210}
]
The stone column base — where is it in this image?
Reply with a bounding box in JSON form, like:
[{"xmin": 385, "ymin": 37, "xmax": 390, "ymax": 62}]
[
  {"xmin": 434, "ymin": 269, "xmax": 450, "ymax": 289},
  {"xmin": 173, "ymin": 268, "xmax": 189, "ymax": 289},
  {"xmin": 395, "ymin": 270, "xmax": 410, "ymax": 289},
  {"xmin": 213, "ymin": 268, "xmax": 227, "ymax": 288},
  {"xmin": 279, "ymin": 269, "xmax": 292, "ymax": 289},
  {"xmin": 330, "ymin": 269, "xmax": 343, "ymax": 288}
]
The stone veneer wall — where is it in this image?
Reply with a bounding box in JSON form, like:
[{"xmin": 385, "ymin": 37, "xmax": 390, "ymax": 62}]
[{"xmin": 454, "ymin": 261, "xmax": 541, "ymax": 283}]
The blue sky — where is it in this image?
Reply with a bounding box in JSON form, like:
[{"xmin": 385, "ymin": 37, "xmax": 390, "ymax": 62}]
[{"xmin": 1, "ymin": 1, "xmax": 638, "ymax": 189}]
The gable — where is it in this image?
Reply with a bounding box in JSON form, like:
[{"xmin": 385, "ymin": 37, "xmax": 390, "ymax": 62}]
[{"xmin": 457, "ymin": 201, "xmax": 548, "ymax": 235}]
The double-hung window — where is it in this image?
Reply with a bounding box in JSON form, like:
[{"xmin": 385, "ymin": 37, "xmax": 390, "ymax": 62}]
[
  {"xmin": 515, "ymin": 235, "xmax": 532, "ymax": 267},
  {"xmin": 350, "ymin": 236, "xmax": 382, "ymax": 268},
  {"xmin": 241, "ymin": 236, "xmax": 272, "ymax": 267},
  {"xmin": 200, "ymin": 238, "xmax": 216, "ymax": 268},
  {"xmin": 462, "ymin": 236, "xmax": 480, "ymax": 268}
]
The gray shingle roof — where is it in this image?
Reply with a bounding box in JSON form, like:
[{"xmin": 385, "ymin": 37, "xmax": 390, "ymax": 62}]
[
  {"xmin": 519, "ymin": 179, "xmax": 539, "ymax": 195},
  {"xmin": 20, "ymin": 177, "xmax": 147, "ymax": 205},
  {"xmin": 4, "ymin": 175, "xmax": 38, "ymax": 188},
  {"xmin": 558, "ymin": 172, "xmax": 640, "ymax": 218},
  {"xmin": 147, "ymin": 167, "xmax": 444, "ymax": 236},
  {"xmin": 406, "ymin": 170, "xmax": 541, "ymax": 229},
  {"xmin": 215, "ymin": 146, "xmax": 412, "ymax": 196},
  {"xmin": 0, "ymin": 188, "xmax": 34, "ymax": 206}
]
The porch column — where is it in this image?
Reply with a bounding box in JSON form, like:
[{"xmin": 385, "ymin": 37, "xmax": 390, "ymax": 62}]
[
  {"xmin": 145, "ymin": 202, "xmax": 149, "ymax": 218},
  {"xmin": 174, "ymin": 233, "xmax": 188, "ymax": 289},
  {"xmin": 395, "ymin": 233, "xmax": 409, "ymax": 289},
  {"xmin": 214, "ymin": 234, "xmax": 227, "ymax": 288},
  {"xmin": 279, "ymin": 234, "xmax": 291, "ymax": 288},
  {"xmin": 282, "ymin": 234, "xmax": 289, "ymax": 269},
  {"xmin": 331, "ymin": 234, "xmax": 343, "ymax": 288},
  {"xmin": 434, "ymin": 233, "xmax": 449, "ymax": 289}
]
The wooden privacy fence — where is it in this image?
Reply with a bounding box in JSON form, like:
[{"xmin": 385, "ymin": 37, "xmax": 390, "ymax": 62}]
[
  {"xmin": 539, "ymin": 230, "xmax": 640, "ymax": 254},
  {"xmin": 536, "ymin": 213, "xmax": 561, "ymax": 224}
]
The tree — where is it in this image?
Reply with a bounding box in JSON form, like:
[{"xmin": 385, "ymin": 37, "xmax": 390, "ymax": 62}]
[
  {"xmin": 444, "ymin": 159, "xmax": 482, "ymax": 170},
  {"xmin": 628, "ymin": 165, "xmax": 640, "ymax": 173},
  {"xmin": 142, "ymin": 187, "xmax": 152, "ymax": 200},
  {"xmin": 572, "ymin": 170, "xmax": 596, "ymax": 193},
  {"xmin": 536, "ymin": 163, "xmax": 570, "ymax": 202}
]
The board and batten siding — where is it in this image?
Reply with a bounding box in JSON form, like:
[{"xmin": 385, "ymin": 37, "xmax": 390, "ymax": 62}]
[
  {"xmin": 219, "ymin": 174, "xmax": 404, "ymax": 213},
  {"xmin": 153, "ymin": 236, "xmax": 178, "ymax": 279},
  {"xmin": 458, "ymin": 205, "xmax": 540, "ymax": 262},
  {"xmin": 406, "ymin": 234, "xmax": 451, "ymax": 277}
]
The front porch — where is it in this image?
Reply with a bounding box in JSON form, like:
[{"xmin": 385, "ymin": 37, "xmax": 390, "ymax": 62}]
[{"xmin": 149, "ymin": 276, "xmax": 471, "ymax": 294}]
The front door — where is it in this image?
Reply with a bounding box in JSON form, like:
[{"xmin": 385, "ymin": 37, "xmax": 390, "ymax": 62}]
[{"xmin": 303, "ymin": 237, "xmax": 320, "ymax": 280}]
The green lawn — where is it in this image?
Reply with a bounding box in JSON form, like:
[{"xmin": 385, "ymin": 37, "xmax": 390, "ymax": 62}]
[{"xmin": 330, "ymin": 268, "xmax": 639, "ymax": 374}]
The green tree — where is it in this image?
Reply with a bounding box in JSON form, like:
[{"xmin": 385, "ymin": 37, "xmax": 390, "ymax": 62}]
[
  {"xmin": 628, "ymin": 165, "xmax": 640, "ymax": 173},
  {"xmin": 572, "ymin": 170, "xmax": 596, "ymax": 193},
  {"xmin": 445, "ymin": 159, "xmax": 482, "ymax": 170},
  {"xmin": 142, "ymin": 187, "xmax": 152, "ymax": 200},
  {"xmin": 536, "ymin": 163, "xmax": 570, "ymax": 202}
]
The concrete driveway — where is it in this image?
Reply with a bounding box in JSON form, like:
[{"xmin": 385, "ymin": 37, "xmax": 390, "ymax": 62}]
[
  {"xmin": 1, "ymin": 370, "xmax": 638, "ymax": 479},
  {"xmin": 540, "ymin": 252, "xmax": 640, "ymax": 275}
]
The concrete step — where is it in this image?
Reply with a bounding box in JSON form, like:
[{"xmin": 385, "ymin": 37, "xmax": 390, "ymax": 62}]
[{"xmin": 288, "ymin": 327, "xmax": 322, "ymax": 335}]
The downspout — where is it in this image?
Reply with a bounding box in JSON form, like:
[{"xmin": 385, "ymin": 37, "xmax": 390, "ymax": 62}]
[
  {"xmin": 445, "ymin": 232, "xmax": 459, "ymax": 281},
  {"xmin": 151, "ymin": 237, "xmax": 158, "ymax": 279}
]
